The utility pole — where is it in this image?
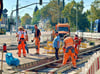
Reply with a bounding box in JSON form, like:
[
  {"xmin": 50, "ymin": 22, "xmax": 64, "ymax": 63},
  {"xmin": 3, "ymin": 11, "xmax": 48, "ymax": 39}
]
[
  {"xmin": 76, "ymin": 4, "xmax": 78, "ymax": 34},
  {"xmin": 58, "ymin": 0, "xmax": 60, "ymax": 23},
  {"xmin": 16, "ymin": 0, "xmax": 19, "ymax": 32},
  {"xmin": 10, "ymin": 1, "xmax": 47, "ymax": 33},
  {"xmin": 63, "ymin": 0, "xmax": 66, "ymax": 23}
]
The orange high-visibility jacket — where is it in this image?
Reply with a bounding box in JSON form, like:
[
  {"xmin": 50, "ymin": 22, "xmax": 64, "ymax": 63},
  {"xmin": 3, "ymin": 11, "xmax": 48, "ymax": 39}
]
[{"xmin": 64, "ymin": 37, "xmax": 74, "ymax": 48}]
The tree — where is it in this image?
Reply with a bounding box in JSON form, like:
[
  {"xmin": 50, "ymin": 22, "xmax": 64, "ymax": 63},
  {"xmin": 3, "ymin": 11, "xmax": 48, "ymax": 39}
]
[
  {"xmin": 89, "ymin": 0, "xmax": 100, "ymax": 21},
  {"xmin": 40, "ymin": 0, "xmax": 63, "ymax": 26},
  {"xmin": 62, "ymin": 0, "xmax": 89, "ymax": 31},
  {"xmin": 21, "ymin": 13, "xmax": 32, "ymax": 26},
  {"xmin": 31, "ymin": 10, "xmax": 41, "ymax": 25}
]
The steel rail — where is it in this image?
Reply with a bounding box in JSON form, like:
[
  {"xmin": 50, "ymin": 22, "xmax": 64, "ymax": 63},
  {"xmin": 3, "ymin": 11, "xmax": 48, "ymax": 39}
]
[
  {"xmin": 25, "ymin": 46, "xmax": 100, "ymax": 73},
  {"xmin": 10, "ymin": 45, "xmax": 100, "ymax": 74}
]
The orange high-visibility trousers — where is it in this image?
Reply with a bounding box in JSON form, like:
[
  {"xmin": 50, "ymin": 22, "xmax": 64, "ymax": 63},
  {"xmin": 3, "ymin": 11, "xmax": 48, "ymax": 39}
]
[
  {"xmin": 75, "ymin": 46, "xmax": 79, "ymax": 55},
  {"xmin": 35, "ymin": 38, "xmax": 40, "ymax": 54},
  {"xmin": 75, "ymin": 44, "xmax": 79, "ymax": 59},
  {"xmin": 75, "ymin": 44, "xmax": 79, "ymax": 55},
  {"xmin": 18, "ymin": 40, "xmax": 26, "ymax": 57},
  {"xmin": 62, "ymin": 50, "xmax": 76, "ymax": 67},
  {"xmin": 63, "ymin": 46, "xmax": 66, "ymax": 53}
]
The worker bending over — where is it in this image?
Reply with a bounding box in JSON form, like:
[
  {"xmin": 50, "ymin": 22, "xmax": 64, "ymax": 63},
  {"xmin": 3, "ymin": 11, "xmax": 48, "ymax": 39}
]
[
  {"xmin": 62, "ymin": 34, "xmax": 76, "ymax": 68},
  {"xmin": 74, "ymin": 34, "xmax": 79, "ymax": 59},
  {"xmin": 78, "ymin": 37, "xmax": 83, "ymax": 51},
  {"xmin": 32, "ymin": 25, "xmax": 41, "ymax": 55},
  {"xmin": 17, "ymin": 26, "xmax": 27, "ymax": 57}
]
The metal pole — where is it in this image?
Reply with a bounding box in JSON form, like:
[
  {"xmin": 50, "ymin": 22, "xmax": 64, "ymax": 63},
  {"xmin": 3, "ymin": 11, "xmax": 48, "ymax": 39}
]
[
  {"xmin": 91, "ymin": 16, "xmax": 92, "ymax": 40},
  {"xmin": 76, "ymin": 5, "xmax": 78, "ymax": 34},
  {"xmin": 7, "ymin": 16, "xmax": 8, "ymax": 31},
  {"xmin": 10, "ymin": 2, "xmax": 48, "ymax": 33},
  {"xmin": 58, "ymin": 0, "xmax": 60, "ymax": 23},
  {"xmin": 91, "ymin": 19, "xmax": 92, "ymax": 32},
  {"xmin": 16, "ymin": 0, "xmax": 19, "ymax": 32},
  {"xmin": 63, "ymin": 0, "xmax": 66, "ymax": 23}
]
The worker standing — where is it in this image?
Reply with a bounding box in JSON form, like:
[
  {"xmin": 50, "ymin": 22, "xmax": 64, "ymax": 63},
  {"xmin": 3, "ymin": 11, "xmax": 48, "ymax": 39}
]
[
  {"xmin": 53, "ymin": 31, "xmax": 60, "ymax": 60},
  {"xmin": 17, "ymin": 26, "xmax": 26, "ymax": 57},
  {"xmin": 32, "ymin": 25, "xmax": 41, "ymax": 55},
  {"xmin": 62, "ymin": 34, "xmax": 76, "ymax": 68},
  {"xmin": 22, "ymin": 27, "xmax": 29, "ymax": 54},
  {"xmin": 25, "ymin": 31, "xmax": 29, "ymax": 54}
]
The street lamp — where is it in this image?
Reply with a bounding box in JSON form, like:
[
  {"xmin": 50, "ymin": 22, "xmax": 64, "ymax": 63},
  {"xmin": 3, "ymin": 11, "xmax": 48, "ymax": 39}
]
[{"xmin": 16, "ymin": 0, "xmax": 19, "ymax": 32}]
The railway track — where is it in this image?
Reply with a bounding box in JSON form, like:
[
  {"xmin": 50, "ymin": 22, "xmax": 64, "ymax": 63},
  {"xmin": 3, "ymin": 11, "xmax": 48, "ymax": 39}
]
[
  {"xmin": 0, "ymin": 41, "xmax": 47, "ymax": 51},
  {"xmin": 11, "ymin": 45, "xmax": 100, "ymax": 74}
]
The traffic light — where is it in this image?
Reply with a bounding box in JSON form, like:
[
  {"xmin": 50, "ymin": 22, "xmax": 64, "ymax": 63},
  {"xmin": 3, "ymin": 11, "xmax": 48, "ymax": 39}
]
[
  {"xmin": 0, "ymin": 0, "xmax": 3, "ymax": 20},
  {"xmin": 39, "ymin": 0, "xmax": 42, "ymax": 5}
]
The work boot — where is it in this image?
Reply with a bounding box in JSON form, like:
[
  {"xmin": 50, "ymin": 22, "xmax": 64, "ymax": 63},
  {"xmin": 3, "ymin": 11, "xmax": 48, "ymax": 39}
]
[
  {"xmin": 24, "ymin": 56, "xmax": 26, "ymax": 57},
  {"xmin": 56, "ymin": 58, "xmax": 59, "ymax": 60},
  {"xmin": 23, "ymin": 54, "xmax": 26, "ymax": 57},
  {"xmin": 18, "ymin": 54, "xmax": 21, "ymax": 57},
  {"xmin": 18, "ymin": 56, "xmax": 21, "ymax": 57},
  {"xmin": 72, "ymin": 66, "xmax": 77, "ymax": 69},
  {"xmin": 37, "ymin": 53, "xmax": 40, "ymax": 55},
  {"xmin": 34, "ymin": 53, "xmax": 40, "ymax": 55}
]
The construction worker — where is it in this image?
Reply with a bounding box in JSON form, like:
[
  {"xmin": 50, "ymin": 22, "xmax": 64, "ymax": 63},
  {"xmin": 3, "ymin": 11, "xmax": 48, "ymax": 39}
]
[
  {"xmin": 22, "ymin": 27, "xmax": 29, "ymax": 54},
  {"xmin": 25, "ymin": 31, "xmax": 29, "ymax": 54},
  {"xmin": 74, "ymin": 34, "xmax": 79, "ymax": 59},
  {"xmin": 17, "ymin": 26, "xmax": 26, "ymax": 57},
  {"xmin": 78, "ymin": 37, "xmax": 83, "ymax": 50},
  {"xmin": 53, "ymin": 31, "xmax": 60, "ymax": 60},
  {"xmin": 32, "ymin": 25, "xmax": 41, "ymax": 55},
  {"xmin": 62, "ymin": 34, "xmax": 76, "ymax": 68}
]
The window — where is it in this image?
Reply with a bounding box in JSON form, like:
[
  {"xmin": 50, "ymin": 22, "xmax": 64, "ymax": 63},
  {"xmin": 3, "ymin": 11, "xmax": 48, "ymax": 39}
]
[{"xmin": 58, "ymin": 27, "xmax": 69, "ymax": 31}]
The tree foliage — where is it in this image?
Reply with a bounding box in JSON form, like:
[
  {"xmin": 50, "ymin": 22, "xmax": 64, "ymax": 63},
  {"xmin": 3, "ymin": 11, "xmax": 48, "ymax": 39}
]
[
  {"xmin": 41, "ymin": 0, "xmax": 63, "ymax": 26},
  {"xmin": 88, "ymin": 0, "xmax": 100, "ymax": 22},
  {"xmin": 31, "ymin": 10, "xmax": 41, "ymax": 25},
  {"xmin": 62, "ymin": 0, "xmax": 89, "ymax": 31},
  {"xmin": 21, "ymin": 13, "xmax": 32, "ymax": 26}
]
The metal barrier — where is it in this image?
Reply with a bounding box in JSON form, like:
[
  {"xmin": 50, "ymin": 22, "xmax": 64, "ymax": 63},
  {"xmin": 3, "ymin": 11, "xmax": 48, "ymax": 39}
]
[
  {"xmin": 0, "ymin": 31, "xmax": 52, "ymax": 46},
  {"xmin": 71, "ymin": 32, "xmax": 100, "ymax": 39},
  {"xmin": 0, "ymin": 32, "xmax": 100, "ymax": 46},
  {"xmin": 80, "ymin": 51, "xmax": 100, "ymax": 74}
]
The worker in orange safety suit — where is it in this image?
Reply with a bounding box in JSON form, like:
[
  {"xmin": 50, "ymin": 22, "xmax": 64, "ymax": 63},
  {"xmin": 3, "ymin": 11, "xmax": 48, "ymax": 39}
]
[
  {"xmin": 62, "ymin": 34, "xmax": 76, "ymax": 68},
  {"xmin": 74, "ymin": 34, "xmax": 79, "ymax": 59},
  {"xmin": 17, "ymin": 26, "xmax": 26, "ymax": 57},
  {"xmin": 78, "ymin": 37, "xmax": 83, "ymax": 51},
  {"xmin": 32, "ymin": 25, "xmax": 41, "ymax": 55}
]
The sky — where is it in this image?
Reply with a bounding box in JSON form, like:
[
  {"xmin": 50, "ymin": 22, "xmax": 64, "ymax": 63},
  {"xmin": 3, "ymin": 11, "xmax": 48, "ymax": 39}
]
[{"xmin": 4, "ymin": 0, "xmax": 95, "ymax": 17}]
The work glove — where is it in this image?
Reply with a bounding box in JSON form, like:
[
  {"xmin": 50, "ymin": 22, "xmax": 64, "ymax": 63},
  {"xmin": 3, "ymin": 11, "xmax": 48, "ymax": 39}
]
[{"xmin": 31, "ymin": 40, "xmax": 34, "ymax": 42}]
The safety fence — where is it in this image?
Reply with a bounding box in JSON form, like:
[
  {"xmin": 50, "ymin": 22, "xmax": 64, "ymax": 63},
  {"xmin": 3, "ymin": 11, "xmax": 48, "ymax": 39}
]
[
  {"xmin": 0, "ymin": 32, "xmax": 100, "ymax": 46},
  {"xmin": 71, "ymin": 32, "xmax": 100, "ymax": 39},
  {"xmin": 80, "ymin": 51, "xmax": 100, "ymax": 74},
  {"xmin": 0, "ymin": 31, "xmax": 52, "ymax": 46}
]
